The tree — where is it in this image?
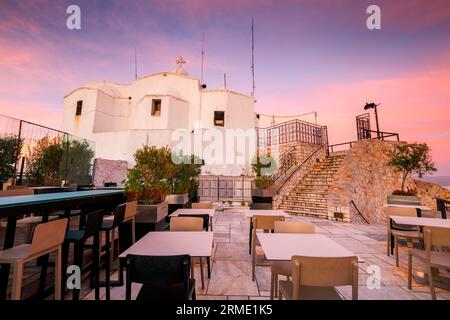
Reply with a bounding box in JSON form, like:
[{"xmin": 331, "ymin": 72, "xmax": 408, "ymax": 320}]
[
  {"xmin": 26, "ymin": 136, "xmax": 63, "ymax": 185},
  {"xmin": 61, "ymin": 139, "xmax": 95, "ymax": 185},
  {"xmin": 387, "ymin": 143, "xmax": 437, "ymax": 192},
  {"xmin": 0, "ymin": 136, "xmax": 22, "ymax": 182}
]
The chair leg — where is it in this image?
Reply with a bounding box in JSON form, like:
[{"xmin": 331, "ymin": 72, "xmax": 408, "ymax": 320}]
[
  {"xmin": 110, "ymin": 229, "xmax": 115, "ymax": 271},
  {"xmin": 270, "ymin": 273, "xmax": 274, "ymax": 300},
  {"xmin": 394, "ymin": 236, "xmax": 399, "ymax": 267},
  {"xmin": 206, "ymin": 257, "xmax": 211, "ymax": 279},
  {"xmin": 407, "ymin": 253, "xmax": 412, "ymax": 290},
  {"xmin": 427, "ymin": 264, "xmax": 437, "ymax": 300},
  {"xmin": 73, "ymin": 241, "xmax": 83, "ymax": 300},
  {"xmin": 12, "ymin": 261, "xmax": 24, "ymax": 300},
  {"xmin": 131, "ymin": 218, "xmax": 136, "ymax": 244},
  {"xmin": 55, "ymin": 246, "xmax": 62, "ymax": 300},
  {"xmin": 252, "ymin": 252, "xmax": 256, "ymax": 281},
  {"xmin": 61, "ymin": 241, "xmax": 70, "ymax": 299},
  {"xmin": 105, "ymin": 231, "xmax": 111, "ymax": 300},
  {"xmin": 92, "ymin": 233, "xmax": 100, "ymax": 300},
  {"xmin": 386, "ymin": 232, "xmax": 390, "ymax": 256},
  {"xmin": 199, "ymin": 257, "xmax": 205, "ymax": 289},
  {"xmin": 274, "ymin": 274, "xmax": 279, "ymax": 298}
]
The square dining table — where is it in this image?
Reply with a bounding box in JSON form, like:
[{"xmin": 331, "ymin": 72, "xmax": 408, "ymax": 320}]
[{"xmin": 119, "ymin": 231, "xmax": 214, "ymax": 288}]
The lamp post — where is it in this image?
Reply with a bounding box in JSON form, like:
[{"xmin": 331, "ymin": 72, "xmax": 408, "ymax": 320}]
[{"xmin": 364, "ymin": 102, "xmax": 381, "ymax": 139}]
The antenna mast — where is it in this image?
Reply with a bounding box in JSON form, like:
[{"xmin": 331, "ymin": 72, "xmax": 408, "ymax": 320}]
[
  {"xmin": 201, "ymin": 34, "xmax": 205, "ymax": 85},
  {"xmin": 134, "ymin": 47, "xmax": 138, "ymax": 80},
  {"xmin": 251, "ymin": 17, "xmax": 255, "ymax": 98}
]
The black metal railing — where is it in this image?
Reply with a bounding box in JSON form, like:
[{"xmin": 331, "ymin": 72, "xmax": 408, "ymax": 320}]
[
  {"xmin": 364, "ymin": 130, "xmax": 400, "ymax": 141},
  {"xmin": 436, "ymin": 196, "xmax": 449, "ymax": 219},
  {"xmin": 275, "ymin": 144, "xmax": 327, "ymax": 194},
  {"xmin": 350, "ymin": 200, "xmax": 370, "ymax": 224},
  {"xmin": 271, "ymin": 146, "xmax": 297, "ymax": 183},
  {"xmin": 257, "ymin": 119, "xmax": 328, "ymax": 149}
]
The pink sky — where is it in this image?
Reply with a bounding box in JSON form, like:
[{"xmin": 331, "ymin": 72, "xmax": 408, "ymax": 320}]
[{"xmin": 0, "ymin": 0, "xmax": 449, "ymax": 174}]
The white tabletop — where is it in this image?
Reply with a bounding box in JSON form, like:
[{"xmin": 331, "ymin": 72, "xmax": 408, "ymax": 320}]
[
  {"xmin": 119, "ymin": 231, "xmax": 214, "ymax": 258},
  {"xmin": 385, "ymin": 204, "xmax": 432, "ymax": 211},
  {"xmin": 245, "ymin": 209, "xmax": 291, "ymax": 219},
  {"xmin": 257, "ymin": 233, "xmax": 356, "ymax": 260},
  {"xmin": 390, "ymin": 216, "xmax": 450, "ymax": 229},
  {"xmin": 169, "ymin": 208, "xmax": 215, "ymax": 217}
]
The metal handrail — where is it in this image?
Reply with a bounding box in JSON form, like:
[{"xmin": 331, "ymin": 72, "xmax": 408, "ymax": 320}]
[
  {"xmin": 274, "ymin": 144, "xmax": 326, "ymax": 194},
  {"xmin": 436, "ymin": 196, "xmax": 449, "ymax": 219},
  {"xmin": 271, "ymin": 146, "xmax": 297, "ymax": 182},
  {"xmin": 350, "ymin": 200, "xmax": 370, "ymax": 224}
]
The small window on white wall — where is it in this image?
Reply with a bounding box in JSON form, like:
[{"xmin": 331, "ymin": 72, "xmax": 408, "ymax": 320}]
[
  {"xmin": 151, "ymin": 99, "xmax": 161, "ymax": 116},
  {"xmin": 75, "ymin": 100, "xmax": 83, "ymax": 116},
  {"xmin": 214, "ymin": 111, "xmax": 225, "ymax": 127}
]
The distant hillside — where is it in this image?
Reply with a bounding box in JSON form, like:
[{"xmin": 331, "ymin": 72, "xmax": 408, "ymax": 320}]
[{"xmin": 417, "ymin": 176, "xmax": 450, "ymax": 187}]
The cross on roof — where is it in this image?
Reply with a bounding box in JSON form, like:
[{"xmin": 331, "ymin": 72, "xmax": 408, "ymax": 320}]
[{"xmin": 176, "ymin": 56, "xmax": 186, "ymax": 67}]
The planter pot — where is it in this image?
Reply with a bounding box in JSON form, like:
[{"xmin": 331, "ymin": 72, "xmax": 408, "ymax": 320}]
[
  {"xmin": 251, "ymin": 188, "xmax": 273, "ymax": 198},
  {"xmin": 251, "ymin": 188, "xmax": 273, "ymax": 204},
  {"xmin": 135, "ymin": 201, "xmax": 168, "ymax": 240},
  {"xmin": 166, "ymin": 193, "xmax": 189, "ymax": 215},
  {"xmin": 387, "ymin": 195, "xmax": 421, "ymax": 206},
  {"xmin": 136, "ymin": 201, "xmax": 168, "ymax": 223},
  {"xmin": 166, "ymin": 193, "xmax": 189, "ymax": 205}
]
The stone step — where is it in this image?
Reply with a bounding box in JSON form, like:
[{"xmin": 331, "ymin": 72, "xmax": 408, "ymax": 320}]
[
  {"xmin": 281, "ymin": 202, "xmax": 328, "ymax": 209},
  {"xmin": 282, "ymin": 209, "xmax": 329, "ymax": 218},
  {"xmin": 284, "ymin": 196, "xmax": 327, "ymax": 203},
  {"xmin": 280, "ymin": 204, "xmax": 328, "ymax": 212}
]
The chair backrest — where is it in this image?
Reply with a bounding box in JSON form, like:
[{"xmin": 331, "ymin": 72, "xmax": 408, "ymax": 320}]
[
  {"xmin": 274, "ymin": 221, "xmax": 315, "ymax": 234},
  {"xmin": 0, "ymin": 188, "xmax": 34, "ymax": 197},
  {"xmin": 83, "ymin": 210, "xmax": 105, "ymax": 239},
  {"xmin": 125, "ymin": 254, "xmax": 191, "ymax": 300},
  {"xmin": 111, "ymin": 202, "xmax": 127, "ymax": 228},
  {"xmin": 384, "ymin": 206, "xmax": 417, "ymax": 220},
  {"xmin": 124, "ymin": 201, "xmax": 138, "ymax": 220},
  {"xmin": 170, "ymin": 216, "xmax": 204, "ymax": 231},
  {"xmin": 178, "ymin": 214, "xmax": 209, "ymax": 230},
  {"xmin": 291, "ymin": 255, "xmax": 358, "ymax": 300},
  {"xmin": 250, "ymin": 203, "xmax": 272, "ymax": 210},
  {"xmin": 253, "ymin": 215, "xmax": 285, "ymax": 230},
  {"xmin": 30, "ymin": 218, "xmax": 68, "ymax": 256},
  {"xmin": 191, "ymin": 202, "xmax": 213, "ymax": 209},
  {"xmin": 424, "ymin": 227, "xmax": 450, "ymax": 249}
]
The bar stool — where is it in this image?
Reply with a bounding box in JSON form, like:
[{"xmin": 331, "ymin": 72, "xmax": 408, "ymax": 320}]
[
  {"xmin": 103, "ymin": 201, "xmax": 138, "ymax": 268},
  {"xmin": 99, "ymin": 203, "xmax": 126, "ymax": 300},
  {"xmin": 0, "ymin": 218, "xmax": 68, "ymax": 300},
  {"xmin": 62, "ymin": 209, "xmax": 104, "ymax": 300}
]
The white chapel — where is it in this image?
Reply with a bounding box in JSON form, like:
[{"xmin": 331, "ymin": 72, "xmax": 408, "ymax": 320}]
[{"xmin": 61, "ymin": 58, "xmax": 256, "ymax": 176}]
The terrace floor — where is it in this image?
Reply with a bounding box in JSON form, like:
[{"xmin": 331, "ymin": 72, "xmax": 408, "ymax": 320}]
[
  {"xmin": 1, "ymin": 211, "xmax": 449, "ymax": 300},
  {"xmin": 80, "ymin": 211, "xmax": 450, "ymax": 300}
]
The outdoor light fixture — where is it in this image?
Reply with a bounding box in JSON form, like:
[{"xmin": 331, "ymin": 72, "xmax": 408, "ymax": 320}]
[{"xmin": 364, "ymin": 102, "xmax": 381, "ymax": 139}]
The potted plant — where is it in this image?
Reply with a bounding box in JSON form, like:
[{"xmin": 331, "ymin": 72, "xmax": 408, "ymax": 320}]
[
  {"xmin": 124, "ymin": 146, "xmax": 172, "ymax": 236},
  {"xmin": 386, "ymin": 143, "xmax": 436, "ymax": 205},
  {"xmin": 166, "ymin": 153, "xmax": 203, "ymax": 211},
  {"xmin": 251, "ymin": 154, "xmax": 277, "ymax": 203}
]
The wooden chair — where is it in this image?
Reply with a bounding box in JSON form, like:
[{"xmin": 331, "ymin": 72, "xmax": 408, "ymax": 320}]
[
  {"xmin": 279, "ymin": 255, "xmax": 359, "ymax": 300},
  {"xmin": 191, "ymin": 202, "xmax": 214, "ymax": 230},
  {"xmin": 170, "ymin": 216, "xmax": 204, "ymax": 232},
  {"xmin": 0, "ymin": 218, "xmax": 68, "ymax": 300},
  {"xmin": 385, "ymin": 206, "xmax": 423, "ymax": 267},
  {"xmin": 103, "ymin": 201, "xmax": 138, "ymax": 269},
  {"xmin": 408, "ymin": 227, "xmax": 450, "ymax": 300},
  {"xmin": 251, "ymin": 215, "xmax": 285, "ymax": 281},
  {"xmin": 169, "ymin": 216, "xmax": 206, "ymax": 289},
  {"xmin": 191, "ymin": 202, "xmax": 214, "ymax": 209},
  {"xmin": 270, "ymin": 221, "xmax": 315, "ymax": 299}
]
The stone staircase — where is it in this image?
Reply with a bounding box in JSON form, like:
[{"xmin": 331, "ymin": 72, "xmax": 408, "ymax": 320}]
[{"xmin": 278, "ymin": 152, "xmax": 347, "ymax": 218}]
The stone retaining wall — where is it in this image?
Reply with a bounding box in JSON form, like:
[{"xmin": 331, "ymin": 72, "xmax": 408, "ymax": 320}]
[
  {"xmin": 328, "ymin": 140, "xmax": 415, "ymax": 224},
  {"xmin": 92, "ymin": 158, "xmax": 128, "ymax": 187}
]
